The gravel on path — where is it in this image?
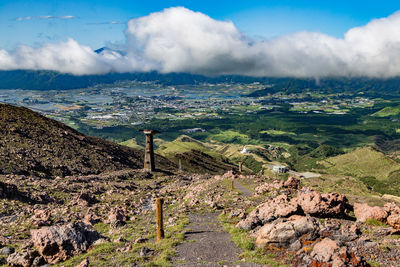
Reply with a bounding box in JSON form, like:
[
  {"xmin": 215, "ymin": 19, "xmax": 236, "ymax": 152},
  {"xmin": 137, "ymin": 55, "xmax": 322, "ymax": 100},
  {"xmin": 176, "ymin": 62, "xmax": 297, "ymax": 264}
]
[{"xmin": 172, "ymin": 213, "xmax": 261, "ymax": 267}]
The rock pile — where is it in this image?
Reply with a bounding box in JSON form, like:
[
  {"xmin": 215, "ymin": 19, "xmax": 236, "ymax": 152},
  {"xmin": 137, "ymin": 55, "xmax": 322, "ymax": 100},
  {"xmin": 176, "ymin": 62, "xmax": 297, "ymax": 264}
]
[
  {"xmin": 237, "ymin": 187, "xmax": 349, "ymax": 230},
  {"xmin": 236, "ymin": 180, "xmax": 379, "ymax": 266},
  {"xmin": 30, "ymin": 221, "xmax": 101, "ymax": 264},
  {"xmin": 255, "ymin": 176, "xmax": 300, "ymax": 195},
  {"xmin": 354, "ymin": 202, "xmax": 400, "ymax": 229}
]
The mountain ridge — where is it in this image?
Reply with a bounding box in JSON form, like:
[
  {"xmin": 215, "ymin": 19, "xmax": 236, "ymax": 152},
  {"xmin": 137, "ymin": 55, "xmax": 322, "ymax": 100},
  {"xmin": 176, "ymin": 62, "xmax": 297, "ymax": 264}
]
[{"xmin": 0, "ymin": 103, "xmax": 175, "ymax": 177}]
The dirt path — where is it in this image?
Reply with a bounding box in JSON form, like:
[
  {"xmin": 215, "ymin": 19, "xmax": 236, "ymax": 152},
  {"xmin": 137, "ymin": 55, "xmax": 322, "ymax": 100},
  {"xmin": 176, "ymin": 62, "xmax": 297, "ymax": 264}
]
[
  {"xmin": 233, "ymin": 181, "xmax": 253, "ymax": 197},
  {"xmin": 172, "ymin": 213, "xmax": 260, "ymax": 267}
]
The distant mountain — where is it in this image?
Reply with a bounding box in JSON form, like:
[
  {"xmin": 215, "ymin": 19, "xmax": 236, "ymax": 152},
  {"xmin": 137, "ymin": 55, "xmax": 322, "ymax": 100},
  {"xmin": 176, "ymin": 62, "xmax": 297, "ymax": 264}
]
[
  {"xmin": 0, "ymin": 104, "xmax": 175, "ymax": 177},
  {"xmin": 247, "ymin": 77, "xmax": 400, "ymax": 97},
  {"xmin": 94, "ymin": 46, "xmax": 126, "ymax": 56},
  {"xmin": 1, "ymin": 69, "xmax": 400, "ymax": 96},
  {"xmin": 0, "ymin": 69, "xmax": 276, "ymax": 90}
]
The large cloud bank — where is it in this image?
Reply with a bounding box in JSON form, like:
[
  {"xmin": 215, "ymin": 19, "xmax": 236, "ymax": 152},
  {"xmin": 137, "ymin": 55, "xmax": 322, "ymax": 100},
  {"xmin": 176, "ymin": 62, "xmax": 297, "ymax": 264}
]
[{"xmin": 2, "ymin": 7, "xmax": 400, "ymax": 77}]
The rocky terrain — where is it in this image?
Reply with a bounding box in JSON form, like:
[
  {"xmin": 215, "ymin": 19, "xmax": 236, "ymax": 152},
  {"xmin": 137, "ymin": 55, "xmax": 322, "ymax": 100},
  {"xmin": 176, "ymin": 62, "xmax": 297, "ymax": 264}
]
[
  {"xmin": 1, "ymin": 169, "xmax": 400, "ymax": 266},
  {"xmin": 2, "ymin": 104, "xmax": 400, "ymax": 266}
]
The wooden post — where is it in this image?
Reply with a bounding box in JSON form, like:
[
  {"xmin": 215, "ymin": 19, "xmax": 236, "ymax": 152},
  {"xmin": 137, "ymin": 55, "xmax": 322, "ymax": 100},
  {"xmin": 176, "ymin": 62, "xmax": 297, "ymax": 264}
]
[
  {"xmin": 231, "ymin": 180, "xmax": 235, "ymax": 190},
  {"xmin": 238, "ymin": 161, "xmax": 243, "ymax": 173},
  {"xmin": 156, "ymin": 198, "xmax": 164, "ymax": 242},
  {"xmin": 178, "ymin": 159, "xmax": 182, "ymax": 172}
]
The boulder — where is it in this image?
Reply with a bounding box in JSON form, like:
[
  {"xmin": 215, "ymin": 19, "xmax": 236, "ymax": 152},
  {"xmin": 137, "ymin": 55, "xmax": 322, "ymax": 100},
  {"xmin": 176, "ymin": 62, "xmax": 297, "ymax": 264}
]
[
  {"xmin": 255, "ymin": 216, "xmax": 320, "ymax": 248},
  {"xmin": 255, "ymin": 180, "xmax": 284, "ymax": 194},
  {"xmin": 236, "ymin": 194, "xmax": 299, "ymax": 230},
  {"xmin": 31, "ymin": 221, "xmax": 101, "ymax": 264},
  {"xmin": 84, "ymin": 212, "xmax": 101, "ymax": 225},
  {"xmin": 223, "ymin": 170, "xmax": 237, "ymax": 179},
  {"xmin": 74, "ymin": 191, "xmax": 98, "ymax": 207},
  {"xmin": 283, "ymin": 176, "xmax": 300, "ymax": 189},
  {"xmin": 311, "ymin": 238, "xmax": 340, "ymax": 262},
  {"xmin": 255, "ymin": 177, "xmax": 299, "ymax": 195},
  {"xmin": 106, "ymin": 207, "xmax": 126, "ymax": 226},
  {"xmin": 384, "ymin": 202, "xmax": 400, "ymax": 229},
  {"xmin": 30, "ymin": 209, "xmax": 52, "ymax": 227},
  {"xmin": 354, "ymin": 203, "xmax": 388, "ymax": 223},
  {"xmin": 0, "ymin": 246, "xmax": 15, "ymax": 255},
  {"xmin": 6, "ymin": 248, "xmax": 40, "ymax": 267},
  {"xmin": 310, "ymin": 238, "xmax": 368, "ymax": 267},
  {"xmin": 296, "ymin": 188, "xmax": 349, "ymax": 217}
]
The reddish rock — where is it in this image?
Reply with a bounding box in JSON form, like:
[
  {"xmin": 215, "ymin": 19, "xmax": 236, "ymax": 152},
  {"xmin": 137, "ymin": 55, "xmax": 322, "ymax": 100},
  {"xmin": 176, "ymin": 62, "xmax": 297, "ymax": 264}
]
[
  {"xmin": 310, "ymin": 238, "xmax": 369, "ymax": 267},
  {"xmin": 236, "ymin": 194, "xmax": 299, "ymax": 229},
  {"xmin": 74, "ymin": 191, "xmax": 98, "ymax": 207},
  {"xmin": 311, "ymin": 238, "xmax": 341, "ymax": 262},
  {"xmin": 283, "ymin": 176, "xmax": 300, "ymax": 189},
  {"xmin": 296, "ymin": 188, "xmax": 349, "ymax": 217},
  {"xmin": 255, "ymin": 180, "xmax": 284, "ymax": 194},
  {"xmin": 255, "ymin": 216, "xmax": 320, "ymax": 248},
  {"xmin": 31, "ymin": 221, "xmax": 101, "ymax": 264},
  {"xmin": 255, "ymin": 177, "xmax": 299, "ymax": 195},
  {"xmin": 349, "ymin": 223, "xmax": 361, "ymax": 236},
  {"xmin": 31, "ymin": 191, "xmax": 55, "ymax": 203},
  {"xmin": 223, "ymin": 170, "xmax": 237, "ymax": 179},
  {"xmin": 84, "ymin": 212, "xmax": 101, "ymax": 225},
  {"xmin": 6, "ymin": 249, "xmax": 39, "ymax": 267},
  {"xmin": 76, "ymin": 258, "xmax": 89, "ymax": 267},
  {"xmin": 30, "ymin": 209, "xmax": 52, "ymax": 227},
  {"xmin": 106, "ymin": 207, "xmax": 126, "ymax": 226},
  {"xmin": 384, "ymin": 202, "xmax": 400, "ymax": 229},
  {"xmin": 354, "ymin": 203, "xmax": 387, "ymax": 223}
]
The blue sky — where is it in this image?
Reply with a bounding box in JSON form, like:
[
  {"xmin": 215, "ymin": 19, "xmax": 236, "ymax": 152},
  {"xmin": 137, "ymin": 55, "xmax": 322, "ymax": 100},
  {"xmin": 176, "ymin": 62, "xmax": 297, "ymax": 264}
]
[{"xmin": 1, "ymin": 0, "xmax": 400, "ymax": 50}]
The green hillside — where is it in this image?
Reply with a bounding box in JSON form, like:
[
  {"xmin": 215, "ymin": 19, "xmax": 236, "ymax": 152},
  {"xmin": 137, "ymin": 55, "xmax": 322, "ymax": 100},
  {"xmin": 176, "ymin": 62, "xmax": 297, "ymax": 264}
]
[
  {"xmin": 120, "ymin": 138, "xmax": 143, "ymax": 150},
  {"xmin": 372, "ymin": 106, "xmax": 400, "ymax": 117},
  {"xmin": 320, "ymin": 147, "xmax": 400, "ymax": 180}
]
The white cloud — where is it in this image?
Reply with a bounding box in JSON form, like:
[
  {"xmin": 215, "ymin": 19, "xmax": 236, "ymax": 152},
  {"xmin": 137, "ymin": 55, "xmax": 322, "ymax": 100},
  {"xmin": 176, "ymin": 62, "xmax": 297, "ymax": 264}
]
[
  {"xmin": 3, "ymin": 7, "xmax": 400, "ymax": 77},
  {"xmin": 16, "ymin": 15, "xmax": 77, "ymax": 21}
]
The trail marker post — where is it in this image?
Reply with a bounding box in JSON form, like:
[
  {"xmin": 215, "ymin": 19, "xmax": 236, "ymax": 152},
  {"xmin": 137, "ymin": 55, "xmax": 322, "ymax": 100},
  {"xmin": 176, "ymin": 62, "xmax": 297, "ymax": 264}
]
[
  {"xmin": 156, "ymin": 198, "xmax": 164, "ymax": 242},
  {"xmin": 142, "ymin": 129, "xmax": 159, "ymax": 172}
]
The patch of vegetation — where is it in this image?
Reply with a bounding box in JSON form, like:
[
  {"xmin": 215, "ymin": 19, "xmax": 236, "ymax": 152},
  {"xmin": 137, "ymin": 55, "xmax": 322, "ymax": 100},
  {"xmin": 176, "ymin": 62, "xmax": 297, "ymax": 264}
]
[
  {"xmin": 365, "ymin": 218, "xmax": 387, "ymax": 227},
  {"xmin": 260, "ymin": 130, "xmax": 296, "ymax": 136},
  {"xmin": 211, "ymin": 130, "xmax": 255, "ymax": 145},
  {"xmin": 58, "ymin": 215, "xmax": 189, "ymax": 267},
  {"xmin": 372, "ymin": 106, "xmax": 400, "ymax": 117},
  {"xmin": 219, "ymin": 213, "xmax": 288, "ymax": 267},
  {"xmin": 320, "ymin": 147, "xmax": 400, "ymax": 180},
  {"xmin": 240, "ymin": 155, "xmax": 264, "ymax": 173},
  {"xmin": 120, "ymin": 138, "xmax": 143, "ymax": 149},
  {"xmin": 281, "ymin": 144, "xmax": 341, "ymax": 171},
  {"xmin": 359, "ymin": 170, "xmax": 400, "ymax": 197}
]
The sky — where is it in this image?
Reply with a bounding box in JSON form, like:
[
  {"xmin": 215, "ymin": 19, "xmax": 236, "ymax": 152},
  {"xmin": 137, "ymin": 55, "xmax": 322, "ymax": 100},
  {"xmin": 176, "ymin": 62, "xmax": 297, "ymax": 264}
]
[{"xmin": 1, "ymin": 0, "xmax": 400, "ymax": 77}]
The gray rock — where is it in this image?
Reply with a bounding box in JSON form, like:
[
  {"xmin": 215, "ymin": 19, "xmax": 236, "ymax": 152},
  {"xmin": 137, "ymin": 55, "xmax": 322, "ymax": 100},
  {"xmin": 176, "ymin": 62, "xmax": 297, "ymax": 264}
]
[
  {"xmin": 7, "ymin": 249, "xmax": 39, "ymax": 267},
  {"xmin": 139, "ymin": 247, "xmax": 154, "ymax": 257},
  {"xmin": 288, "ymin": 240, "xmax": 302, "ymax": 251},
  {"xmin": 0, "ymin": 246, "xmax": 15, "ymax": 255},
  {"xmin": 31, "ymin": 256, "xmax": 46, "ymax": 267},
  {"xmin": 255, "ymin": 216, "xmax": 320, "ymax": 248}
]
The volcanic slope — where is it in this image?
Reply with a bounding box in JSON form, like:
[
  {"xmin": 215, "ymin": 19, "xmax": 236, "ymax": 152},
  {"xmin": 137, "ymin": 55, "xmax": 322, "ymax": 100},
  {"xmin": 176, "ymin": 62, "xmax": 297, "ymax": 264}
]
[{"xmin": 0, "ymin": 104, "xmax": 174, "ymax": 177}]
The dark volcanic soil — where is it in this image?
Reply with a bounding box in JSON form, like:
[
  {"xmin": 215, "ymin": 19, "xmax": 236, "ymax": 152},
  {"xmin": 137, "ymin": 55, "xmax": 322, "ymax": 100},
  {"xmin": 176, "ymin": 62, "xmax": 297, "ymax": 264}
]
[{"xmin": 0, "ymin": 104, "xmax": 176, "ymax": 177}]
